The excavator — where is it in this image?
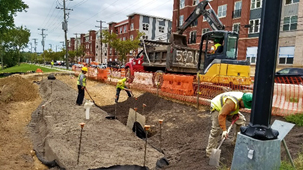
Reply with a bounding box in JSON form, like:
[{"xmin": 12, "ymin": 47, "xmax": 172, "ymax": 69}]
[{"xmin": 125, "ymin": 0, "xmax": 252, "ymax": 97}]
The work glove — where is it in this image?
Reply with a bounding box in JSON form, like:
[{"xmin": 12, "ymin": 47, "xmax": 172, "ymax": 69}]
[{"xmin": 222, "ymin": 131, "xmax": 228, "ymax": 139}]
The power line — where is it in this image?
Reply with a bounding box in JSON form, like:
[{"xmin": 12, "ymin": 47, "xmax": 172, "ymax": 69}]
[{"xmin": 41, "ymin": 0, "xmax": 57, "ymax": 28}]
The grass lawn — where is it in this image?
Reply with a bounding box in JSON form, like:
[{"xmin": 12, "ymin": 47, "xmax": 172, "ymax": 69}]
[{"xmin": 0, "ymin": 63, "xmax": 60, "ymax": 73}]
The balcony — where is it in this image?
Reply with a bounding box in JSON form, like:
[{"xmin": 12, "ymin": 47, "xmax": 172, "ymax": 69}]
[{"xmin": 233, "ymin": 9, "xmax": 242, "ymax": 19}]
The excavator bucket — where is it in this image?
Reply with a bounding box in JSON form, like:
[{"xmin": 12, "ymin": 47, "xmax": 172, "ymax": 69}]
[{"xmin": 170, "ymin": 33, "xmax": 187, "ymax": 47}]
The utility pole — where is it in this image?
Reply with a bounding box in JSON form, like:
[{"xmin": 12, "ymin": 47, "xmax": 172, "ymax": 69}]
[
  {"xmin": 29, "ymin": 42, "xmax": 33, "ymax": 53},
  {"xmin": 49, "ymin": 44, "xmax": 52, "ymax": 51},
  {"xmin": 32, "ymin": 38, "xmax": 38, "ymax": 63},
  {"xmin": 56, "ymin": 45, "xmax": 58, "ymax": 52},
  {"xmin": 57, "ymin": 0, "xmax": 73, "ymax": 69},
  {"xmin": 60, "ymin": 41, "xmax": 65, "ymax": 49},
  {"xmin": 96, "ymin": 20, "xmax": 106, "ymax": 63},
  {"xmin": 38, "ymin": 28, "xmax": 47, "ymax": 65}
]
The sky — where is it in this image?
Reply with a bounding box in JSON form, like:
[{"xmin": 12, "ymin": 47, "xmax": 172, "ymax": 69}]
[{"xmin": 14, "ymin": 0, "xmax": 173, "ymax": 53}]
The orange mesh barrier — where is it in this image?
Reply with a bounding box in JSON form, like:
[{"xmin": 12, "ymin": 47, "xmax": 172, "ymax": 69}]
[{"xmin": 272, "ymin": 76, "xmax": 303, "ymax": 116}]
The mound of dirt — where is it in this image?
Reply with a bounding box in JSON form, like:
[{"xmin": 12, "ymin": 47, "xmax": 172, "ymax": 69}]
[{"xmin": 0, "ymin": 75, "xmax": 39, "ymax": 103}]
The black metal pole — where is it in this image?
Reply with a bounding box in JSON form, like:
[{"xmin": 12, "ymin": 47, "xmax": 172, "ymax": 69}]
[{"xmin": 240, "ymin": 0, "xmax": 282, "ymax": 140}]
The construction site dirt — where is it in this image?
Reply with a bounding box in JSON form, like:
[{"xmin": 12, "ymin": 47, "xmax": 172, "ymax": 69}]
[{"xmin": 0, "ymin": 74, "xmax": 302, "ymax": 170}]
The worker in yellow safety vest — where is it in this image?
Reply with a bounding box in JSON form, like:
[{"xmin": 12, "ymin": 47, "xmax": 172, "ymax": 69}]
[
  {"xmin": 205, "ymin": 91, "xmax": 253, "ymax": 157},
  {"xmin": 115, "ymin": 77, "xmax": 132, "ymax": 103},
  {"xmin": 209, "ymin": 38, "xmax": 222, "ymax": 54},
  {"xmin": 51, "ymin": 60, "xmax": 54, "ymax": 68},
  {"xmin": 76, "ymin": 67, "xmax": 87, "ymax": 106}
]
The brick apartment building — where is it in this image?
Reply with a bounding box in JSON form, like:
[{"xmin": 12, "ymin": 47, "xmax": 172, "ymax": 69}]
[
  {"xmin": 172, "ymin": 0, "xmax": 303, "ymax": 67},
  {"xmin": 107, "ymin": 13, "xmax": 172, "ymax": 63}
]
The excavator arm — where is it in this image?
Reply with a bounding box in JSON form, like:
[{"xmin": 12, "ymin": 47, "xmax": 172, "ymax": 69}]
[{"xmin": 178, "ymin": 0, "xmax": 225, "ymax": 34}]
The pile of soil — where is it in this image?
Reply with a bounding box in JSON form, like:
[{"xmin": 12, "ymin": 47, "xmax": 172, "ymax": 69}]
[
  {"xmin": 0, "ymin": 75, "xmax": 39, "ymax": 103},
  {"xmin": 0, "ymin": 75, "xmax": 46, "ymax": 170}
]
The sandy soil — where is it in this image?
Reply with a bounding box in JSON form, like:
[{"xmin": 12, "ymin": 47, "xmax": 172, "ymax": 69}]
[{"xmin": 1, "ymin": 74, "xmax": 303, "ymax": 170}]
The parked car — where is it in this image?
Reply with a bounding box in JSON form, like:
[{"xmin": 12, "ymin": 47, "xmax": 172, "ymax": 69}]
[{"xmin": 275, "ymin": 68, "xmax": 303, "ymax": 84}]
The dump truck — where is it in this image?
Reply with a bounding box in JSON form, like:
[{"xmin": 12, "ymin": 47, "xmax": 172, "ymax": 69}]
[{"xmin": 125, "ymin": 0, "xmax": 252, "ymax": 95}]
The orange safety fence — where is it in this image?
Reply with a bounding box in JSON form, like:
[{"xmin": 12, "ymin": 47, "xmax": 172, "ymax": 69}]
[{"xmin": 272, "ymin": 76, "xmax": 303, "ymax": 116}]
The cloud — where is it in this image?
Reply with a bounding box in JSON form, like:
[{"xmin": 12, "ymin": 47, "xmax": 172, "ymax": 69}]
[{"xmin": 14, "ymin": 0, "xmax": 173, "ymax": 52}]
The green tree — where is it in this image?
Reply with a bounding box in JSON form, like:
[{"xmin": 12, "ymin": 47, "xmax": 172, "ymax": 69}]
[
  {"xmin": 102, "ymin": 30, "xmax": 144, "ymax": 63},
  {"xmin": 9, "ymin": 26, "xmax": 30, "ymax": 65},
  {"xmin": 0, "ymin": 0, "xmax": 28, "ymax": 34}
]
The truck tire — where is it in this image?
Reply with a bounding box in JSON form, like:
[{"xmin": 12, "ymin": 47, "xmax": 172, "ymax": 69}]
[{"xmin": 152, "ymin": 70, "xmax": 164, "ymax": 88}]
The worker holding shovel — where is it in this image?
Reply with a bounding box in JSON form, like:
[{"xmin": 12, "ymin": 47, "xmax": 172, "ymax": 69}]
[
  {"xmin": 205, "ymin": 91, "xmax": 252, "ymax": 158},
  {"xmin": 76, "ymin": 67, "xmax": 88, "ymax": 106},
  {"xmin": 115, "ymin": 77, "xmax": 133, "ymax": 103}
]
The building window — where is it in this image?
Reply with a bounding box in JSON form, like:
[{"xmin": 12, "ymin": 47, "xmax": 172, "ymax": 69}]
[
  {"xmin": 131, "ymin": 23, "xmax": 134, "ymax": 30},
  {"xmin": 130, "ymin": 35, "xmax": 133, "ymax": 40},
  {"xmin": 283, "ymin": 16, "xmax": 297, "ymax": 31},
  {"xmin": 203, "ymin": 16, "xmax": 207, "ymax": 22},
  {"xmin": 193, "ymin": 0, "xmax": 199, "ymax": 5},
  {"xmin": 189, "ymin": 31, "xmax": 197, "ymax": 44},
  {"xmin": 251, "ymin": 0, "xmax": 262, "ymax": 9},
  {"xmin": 218, "ymin": 5, "xmax": 227, "ymax": 18},
  {"xmin": 190, "ymin": 19, "xmax": 198, "ymax": 27},
  {"xmin": 246, "ymin": 47, "xmax": 258, "ymax": 64},
  {"xmin": 123, "ymin": 37, "xmax": 126, "ymax": 41},
  {"xmin": 109, "ymin": 48, "xmax": 112, "ymax": 55},
  {"xmin": 232, "ymin": 23, "xmax": 240, "ymax": 33},
  {"xmin": 279, "ymin": 46, "xmax": 294, "ymax": 64},
  {"xmin": 142, "ymin": 35, "xmax": 148, "ymax": 40},
  {"xmin": 180, "ymin": 0, "xmax": 185, "ymax": 9},
  {"xmin": 120, "ymin": 27, "xmax": 122, "ymax": 34},
  {"xmin": 233, "ymin": 1, "xmax": 242, "ymax": 18},
  {"xmin": 249, "ymin": 19, "xmax": 260, "ymax": 34},
  {"xmin": 159, "ymin": 26, "xmax": 164, "ymax": 33},
  {"xmin": 143, "ymin": 23, "xmax": 149, "ymax": 31},
  {"xmin": 286, "ymin": 0, "xmax": 300, "ymax": 4},
  {"xmin": 202, "ymin": 28, "xmax": 210, "ymax": 34},
  {"xmin": 179, "ymin": 15, "xmax": 184, "ymax": 26},
  {"xmin": 96, "ymin": 53, "xmax": 98, "ymax": 56},
  {"xmin": 124, "ymin": 26, "xmax": 127, "ymax": 33}
]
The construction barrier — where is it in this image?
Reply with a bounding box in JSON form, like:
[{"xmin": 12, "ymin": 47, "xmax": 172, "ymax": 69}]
[
  {"xmin": 272, "ymin": 76, "xmax": 303, "ymax": 116},
  {"xmin": 97, "ymin": 68, "xmax": 108, "ymax": 81},
  {"xmin": 161, "ymin": 74, "xmax": 194, "ymax": 96},
  {"xmin": 132, "ymin": 72, "xmax": 153, "ymax": 87},
  {"xmin": 70, "ymin": 67, "xmax": 303, "ymax": 116},
  {"xmin": 88, "ymin": 67, "xmax": 98, "ymax": 80}
]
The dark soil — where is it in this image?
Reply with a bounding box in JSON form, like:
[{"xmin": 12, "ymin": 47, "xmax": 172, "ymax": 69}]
[{"xmin": 101, "ymin": 93, "xmax": 303, "ymax": 170}]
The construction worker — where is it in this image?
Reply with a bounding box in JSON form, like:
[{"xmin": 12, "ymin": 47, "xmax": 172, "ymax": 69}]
[
  {"xmin": 205, "ymin": 91, "xmax": 253, "ymax": 157},
  {"xmin": 51, "ymin": 60, "xmax": 54, "ymax": 68},
  {"xmin": 209, "ymin": 38, "xmax": 222, "ymax": 54},
  {"xmin": 115, "ymin": 77, "xmax": 132, "ymax": 103},
  {"xmin": 76, "ymin": 67, "xmax": 88, "ymax": 106}
]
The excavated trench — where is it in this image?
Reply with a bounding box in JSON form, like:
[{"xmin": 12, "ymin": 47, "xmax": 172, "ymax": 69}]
[{"xmin": 28, "ymin": 78, "xmax": 165, "ymax": 170}]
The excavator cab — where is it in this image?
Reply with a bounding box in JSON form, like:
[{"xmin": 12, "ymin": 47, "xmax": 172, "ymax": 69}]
[{"xmin": 197, "ymin": 30, "xmax": 249, "ymax": 73}]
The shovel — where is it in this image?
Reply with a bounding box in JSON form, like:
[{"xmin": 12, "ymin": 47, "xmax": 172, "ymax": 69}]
[
  {"xmin": 209, "ymin": 115, "xmax": 239, "ymax": 167},
  {"xmin": 85, "ymin": 88, "xmax": 103, "ymax": 109}
]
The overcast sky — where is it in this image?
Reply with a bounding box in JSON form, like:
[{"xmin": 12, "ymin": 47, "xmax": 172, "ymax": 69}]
[{"xmin": 14, "ymin": 0, "xmax": 173, "ymax": 53}]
